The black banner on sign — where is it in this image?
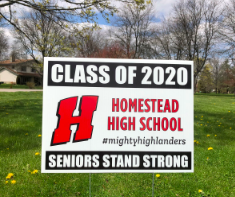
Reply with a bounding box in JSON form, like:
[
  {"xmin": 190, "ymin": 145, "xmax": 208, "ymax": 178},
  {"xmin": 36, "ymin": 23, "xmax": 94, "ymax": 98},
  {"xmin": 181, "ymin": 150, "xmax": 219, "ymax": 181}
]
[
  {"xmin": 47, "ymin": 61, "xmax": 191, "ymax": 89},
  {"xmin": 46, "ymin": 151, "xmax": 191, "ymax": 170}
]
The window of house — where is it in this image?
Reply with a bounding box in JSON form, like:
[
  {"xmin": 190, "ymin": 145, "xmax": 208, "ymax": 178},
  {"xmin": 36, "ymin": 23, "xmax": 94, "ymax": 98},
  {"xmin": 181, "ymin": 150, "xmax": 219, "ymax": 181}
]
[
  {"xmin": 31, "ymin": 68, "xmax": 36, "ymax": 72},
  {"xmin": 21, "ymin": 66, "xmax": 26, "ymax": 72}
]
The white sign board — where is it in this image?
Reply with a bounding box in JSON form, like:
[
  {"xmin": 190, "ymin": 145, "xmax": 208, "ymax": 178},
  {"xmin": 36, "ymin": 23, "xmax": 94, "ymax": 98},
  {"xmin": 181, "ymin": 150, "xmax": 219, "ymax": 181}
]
[{"xmin": 42, "ymin": 58, "xmax": 194, "ymax": 173}]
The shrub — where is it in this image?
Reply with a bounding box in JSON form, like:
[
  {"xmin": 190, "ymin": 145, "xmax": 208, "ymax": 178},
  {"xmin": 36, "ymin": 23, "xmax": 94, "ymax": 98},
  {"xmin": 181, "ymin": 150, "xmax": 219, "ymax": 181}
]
[
  {"xmin": 9, "ymin": 82, "xmax": 15, "ymax": 89},
  {"xmin": 26, "ymin": 82, "xmax": 35, "ymax": 89}
]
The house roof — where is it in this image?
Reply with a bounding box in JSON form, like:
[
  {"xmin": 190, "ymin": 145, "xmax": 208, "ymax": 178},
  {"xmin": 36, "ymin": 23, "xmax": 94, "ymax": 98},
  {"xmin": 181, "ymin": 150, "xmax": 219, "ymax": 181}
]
[
  {"xmin": 17, "ymin": 72, "xmax": 42, "ymax": 77},
  {"xmin": 0, "ymin": 66, "xmax": 42, "ymax": 78},
  {"xmin": 0, "ymin": 59, "xmax": 34, "ymax": 65}
]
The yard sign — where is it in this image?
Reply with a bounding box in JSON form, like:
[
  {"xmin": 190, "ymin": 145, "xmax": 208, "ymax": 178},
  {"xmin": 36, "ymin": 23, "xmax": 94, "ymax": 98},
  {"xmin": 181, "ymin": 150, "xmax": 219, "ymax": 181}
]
[{"xmin": 41, "ymin": 58, "xmax": 194, "ymax": 173}]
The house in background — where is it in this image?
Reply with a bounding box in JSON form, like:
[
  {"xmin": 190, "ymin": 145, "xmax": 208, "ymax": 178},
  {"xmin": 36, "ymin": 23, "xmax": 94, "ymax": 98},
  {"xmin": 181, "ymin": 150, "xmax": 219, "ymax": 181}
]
[{"xmin": 0, "ymin": 55, "xmax": 42, "ymax": 85}]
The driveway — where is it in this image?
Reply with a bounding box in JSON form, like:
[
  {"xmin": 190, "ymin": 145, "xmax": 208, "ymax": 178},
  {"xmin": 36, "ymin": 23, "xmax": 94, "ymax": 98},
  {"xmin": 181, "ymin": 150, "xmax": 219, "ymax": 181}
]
[{"xmin": 0, "ymin": 89, "xmax": 43, "ymax": 92}]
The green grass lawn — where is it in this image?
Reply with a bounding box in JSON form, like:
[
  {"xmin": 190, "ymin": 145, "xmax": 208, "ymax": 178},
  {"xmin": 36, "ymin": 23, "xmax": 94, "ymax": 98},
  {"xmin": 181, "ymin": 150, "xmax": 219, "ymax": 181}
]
[
  {"xmin": 0, "ymin": 92, "xmax": 235, "ymax": 197},
  {"xmin": 0, "ymin": 84, "xmax": 42, "ymax": 89}
]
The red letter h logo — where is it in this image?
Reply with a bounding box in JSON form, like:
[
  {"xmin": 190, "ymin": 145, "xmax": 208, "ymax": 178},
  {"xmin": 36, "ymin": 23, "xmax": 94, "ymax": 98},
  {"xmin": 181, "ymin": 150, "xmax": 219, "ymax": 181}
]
[{"xmin": 51, "ymin": 96, "xmax": 98, "ymax": 146}]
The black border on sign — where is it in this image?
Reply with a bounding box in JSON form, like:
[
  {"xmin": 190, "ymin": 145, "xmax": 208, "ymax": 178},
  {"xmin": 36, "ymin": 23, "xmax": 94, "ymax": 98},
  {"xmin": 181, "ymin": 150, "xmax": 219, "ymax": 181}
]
[{"xmin": 48, "ymin": 61, "xmax": 192, "ymax": 89}]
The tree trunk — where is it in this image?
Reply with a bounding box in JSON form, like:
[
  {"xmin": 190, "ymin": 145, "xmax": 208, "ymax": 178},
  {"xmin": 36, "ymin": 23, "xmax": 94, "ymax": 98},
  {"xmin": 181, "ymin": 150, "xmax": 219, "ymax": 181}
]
[{"xmin": 194, "ymin": 76, "xmax": 198, "ymax": 94}]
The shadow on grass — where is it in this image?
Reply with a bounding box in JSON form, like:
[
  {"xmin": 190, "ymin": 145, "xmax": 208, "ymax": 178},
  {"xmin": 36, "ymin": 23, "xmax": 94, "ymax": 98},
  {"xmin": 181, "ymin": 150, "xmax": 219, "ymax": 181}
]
[
  {"xmin": 194, "ymin": 109, "xmax": 235, "ymax": 147},
  {"xmin": 0, "ymin": 97, "xmax": 42, "ymax": 152},
  {"xmin": 195, "ymin": 93, "xmax": 235, "ymax": 97},
  {"xmin": 0, "ymin": 84, "xmax": 43, "ymax": 89},
  {"xmin": 0, "ymin": 125, "xmax": 42, "ymax": 152}
]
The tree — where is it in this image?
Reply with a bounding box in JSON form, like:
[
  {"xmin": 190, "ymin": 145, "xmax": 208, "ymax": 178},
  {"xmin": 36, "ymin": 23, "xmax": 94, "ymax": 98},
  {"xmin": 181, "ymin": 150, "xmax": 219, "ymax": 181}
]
[
  {"xmin": 152, "ymin": 0, "xmax": 221, "ymax": 92},
  {"xmin": 71, "ymin": 28, "xmax": 105, "ymax": 58},
  {"xmin": 218, "ymin": 0, "xmax": 235, "ymax": 64},
  {"xmin": 71, "ymin": 26, "xmax": 135, "ymax": 58},
  {"xmin": 14, "ymin": 9, "xmax": 71, "ymax": 66},
  {"xmin": 111, "ymin": 1, "xmax": 154, "ymax": 59},
  {"xmin": 10, "ymin": 40, "xmax": 29, "ymax": 60},
  {"xmin": 219, "ymin": 60, "xmax": 235, "ymax": 94},
  {"xmin": 0, "ymin": 30, "xmax": 8, "ymax": 60},
  {"xmin": 230, "ymin": 65, "xmax": 235, "ymax": 94},
  {"xmin": 0, "ymin": 0, "xmax": 147, "ymax": 37},
  {"xmin": 209, "ymin": 57, "xmax": 223, "ymax": 94},
  {"xmin": 197, "ymin": 64, "xmax": 213, "ymax": 93},
  {"xmin": 151, "ymin": 18, "xmax": 178, "ymax": 60},
  {"xmin": 91, "ymin": 42, "xmax": 130, "ymax": 58}
]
